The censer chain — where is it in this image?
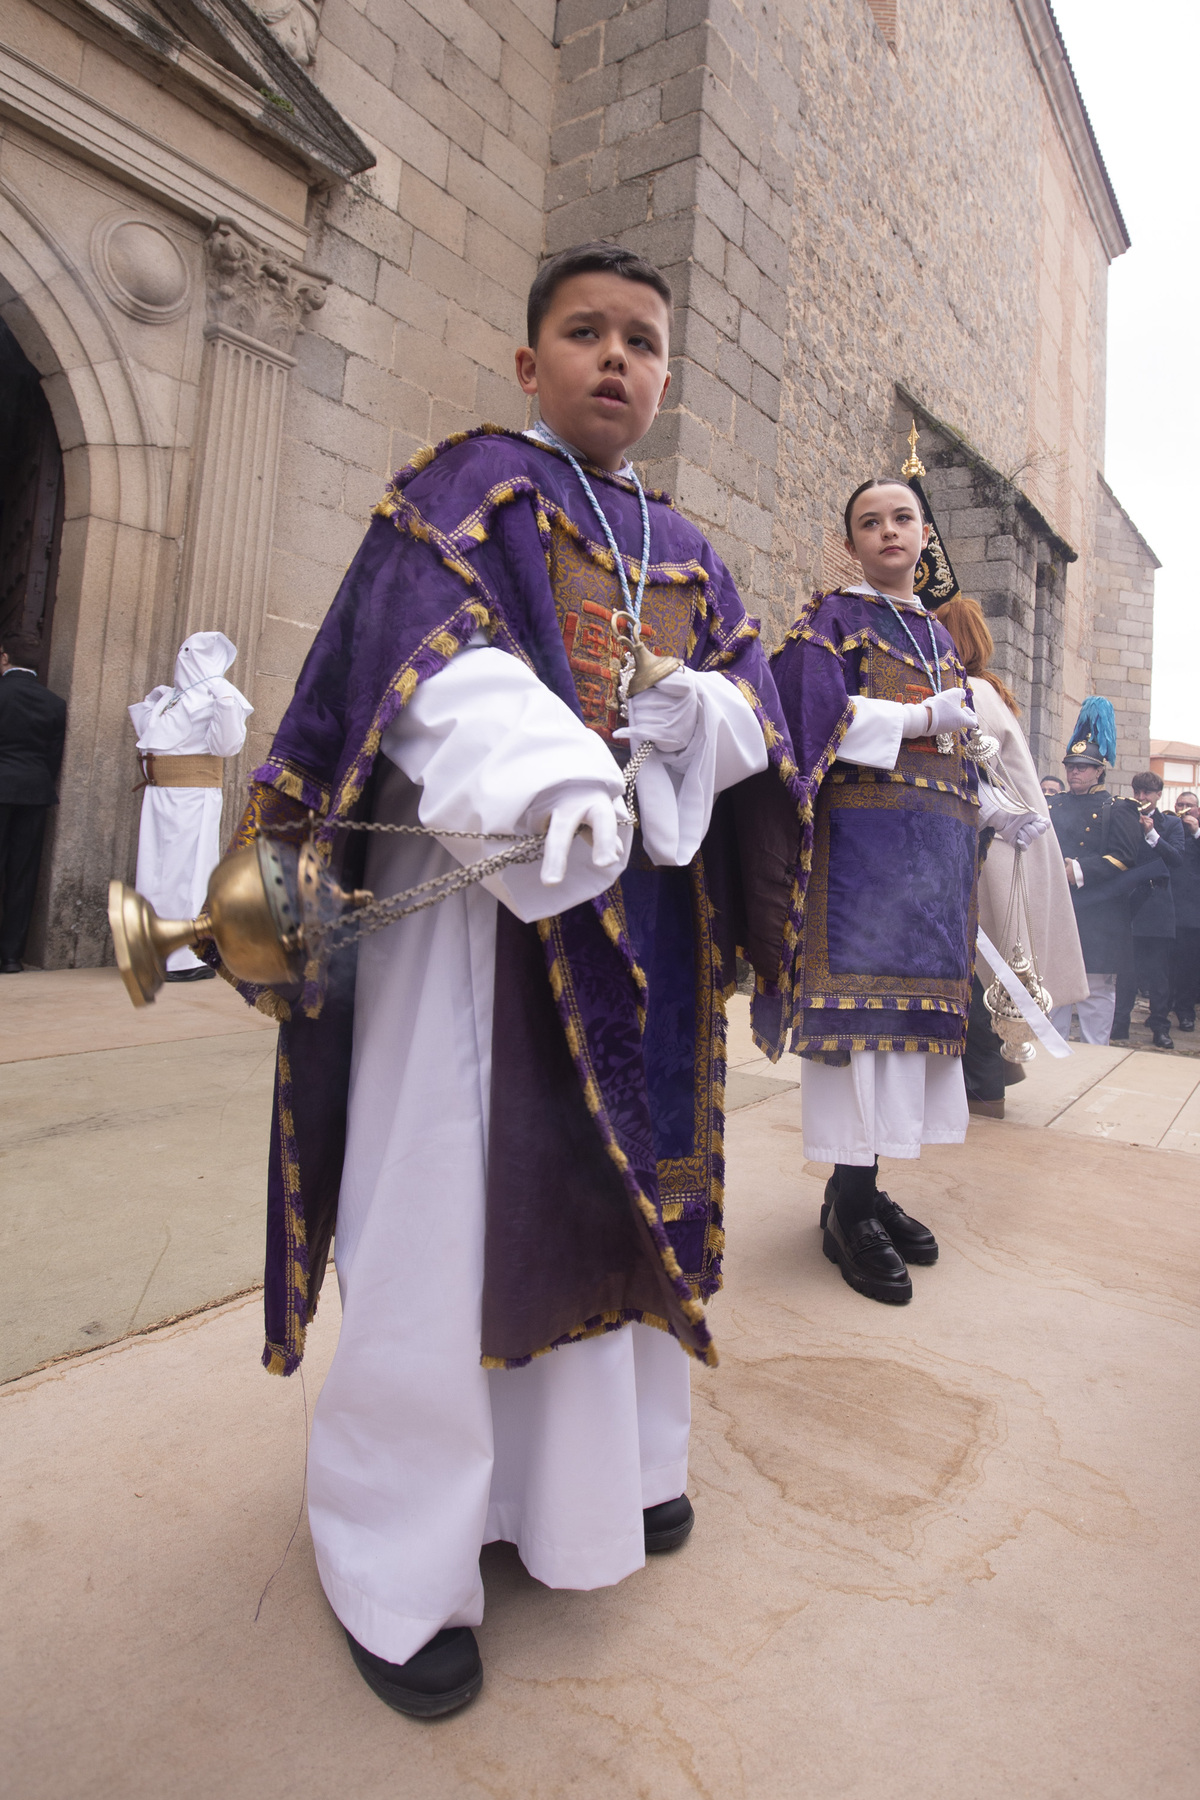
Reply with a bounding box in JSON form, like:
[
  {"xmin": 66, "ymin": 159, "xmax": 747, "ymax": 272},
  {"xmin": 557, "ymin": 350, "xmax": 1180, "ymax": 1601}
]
[
  {"xmin": 315, "ymin": 834, "xmax": 545, "ymax": 954},
  {"xmin": 308, "ymin": 746, "xmax": 653, "ymax": 955}
]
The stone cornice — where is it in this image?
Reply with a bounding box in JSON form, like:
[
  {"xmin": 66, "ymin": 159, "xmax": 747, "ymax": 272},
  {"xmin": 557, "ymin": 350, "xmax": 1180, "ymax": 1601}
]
[
  {"xmin": 1010, "ymin": 0, "xmax": 1130, "ymax": 261},
  {"xmin": 0, "ymin": 37, "xmax": 308, "ymax": 255},
  {"xmin": 75, "ymin": 0, "xmax": 373, "ymax": 185}
]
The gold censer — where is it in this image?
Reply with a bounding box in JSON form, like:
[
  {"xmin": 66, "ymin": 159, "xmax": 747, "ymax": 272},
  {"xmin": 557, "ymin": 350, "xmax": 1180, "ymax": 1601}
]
[{"xmin": 108, "ymin": 836, "xmax": 366, "ymax": 1007}]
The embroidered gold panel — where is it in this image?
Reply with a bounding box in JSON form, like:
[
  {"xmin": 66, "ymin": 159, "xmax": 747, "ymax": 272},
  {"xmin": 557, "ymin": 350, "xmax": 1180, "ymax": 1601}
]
[{"xmin": 546, "ymin": 523, "xmax": 698, "ymax": 739}]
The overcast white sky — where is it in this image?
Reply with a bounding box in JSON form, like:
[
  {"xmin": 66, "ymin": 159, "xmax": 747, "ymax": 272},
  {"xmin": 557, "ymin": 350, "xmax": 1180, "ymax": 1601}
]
[{"xmin": 1049, "ymin": 0, "xmax": 1198, "ymax": 745}]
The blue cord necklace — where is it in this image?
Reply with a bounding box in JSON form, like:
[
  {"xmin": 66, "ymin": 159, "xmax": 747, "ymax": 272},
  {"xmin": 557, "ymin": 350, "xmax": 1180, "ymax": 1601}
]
[
  {"xmin": 528, "ymin": 420, "xmax": 651, "ymax": 708},
  {"xmin": 864, "ymin": 582, "xmax": 953, "ymax": 754}
]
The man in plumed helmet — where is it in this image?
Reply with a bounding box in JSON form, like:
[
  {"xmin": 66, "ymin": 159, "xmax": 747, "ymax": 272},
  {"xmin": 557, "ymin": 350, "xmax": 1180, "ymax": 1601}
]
[{"xmin": 1048, "ymin": 699, "xmax": 1141, "ymax": 1044}]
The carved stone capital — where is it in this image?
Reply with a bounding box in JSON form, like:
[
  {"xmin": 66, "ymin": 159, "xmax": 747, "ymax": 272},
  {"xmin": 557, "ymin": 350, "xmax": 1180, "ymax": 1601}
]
[
  {"xmin": 204, "ymin": 220, "xmax": 326, "ymax": 354},
  {"xmin": 250, "ymin": 0, "xmax": 322, "ymax": 65}
]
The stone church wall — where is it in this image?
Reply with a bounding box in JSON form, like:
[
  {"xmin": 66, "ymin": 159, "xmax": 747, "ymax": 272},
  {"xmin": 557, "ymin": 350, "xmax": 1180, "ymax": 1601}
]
[
  {"xmin": 1089, "ymin": 476, "xmax": 1157, "ymax": 789},
  {"xmin": 254, "ymin": 0, "xmax": 558, "ymax": 775}
]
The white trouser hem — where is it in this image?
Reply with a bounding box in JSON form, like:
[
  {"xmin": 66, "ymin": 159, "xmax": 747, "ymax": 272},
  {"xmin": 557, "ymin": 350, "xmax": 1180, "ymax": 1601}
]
[
  {"xmin": 639, "ymin": 1453, "xmax": 689, "ymax": 1511},
  {"xmin": 317, "ymin": 1568, "xmax": 485, "ymax": 1666},
  {"xmin": 483, "ymin": 1507, "xmax": 646, "ymax": 1591},
  {"xmin": 804, "ymin": 1125, "xmax": 968, "ymax": 1162}
]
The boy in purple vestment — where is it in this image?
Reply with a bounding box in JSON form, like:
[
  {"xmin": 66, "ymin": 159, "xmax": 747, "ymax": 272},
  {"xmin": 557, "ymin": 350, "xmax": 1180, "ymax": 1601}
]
[
  {"xmin": 223, "ymin": 244, "xmax": 801, "ymax": 1715},
  {"xmin": 756, "ymin": 479, "xmax": 1046, "ymax": 1305}
]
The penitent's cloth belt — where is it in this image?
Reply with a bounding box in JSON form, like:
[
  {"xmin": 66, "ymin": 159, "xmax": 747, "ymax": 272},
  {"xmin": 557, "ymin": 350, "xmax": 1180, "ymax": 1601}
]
[{"xmin": 137, "ymin": 752, "xmax": 224, "ymax": 789}]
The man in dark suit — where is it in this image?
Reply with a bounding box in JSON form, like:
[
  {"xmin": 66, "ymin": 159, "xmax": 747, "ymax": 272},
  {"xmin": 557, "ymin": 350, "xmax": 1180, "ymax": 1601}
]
[
  {"xmin": 1170, "ymin": 791, "xmax": 1200, "ymax": 1033},
  {"xmin": 0, "ymin": 633, "xmax": 67, "ymax": 971},
  {"xmin": 1112, "ymin": 771, "xmax": 1185, "ymax": 1049}
]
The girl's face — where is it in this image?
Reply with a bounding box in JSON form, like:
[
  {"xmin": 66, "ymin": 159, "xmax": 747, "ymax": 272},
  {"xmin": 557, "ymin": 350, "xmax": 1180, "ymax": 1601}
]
[{"xmin": 845, "ymin": 484, "xmax": 930, "ymax": 597}]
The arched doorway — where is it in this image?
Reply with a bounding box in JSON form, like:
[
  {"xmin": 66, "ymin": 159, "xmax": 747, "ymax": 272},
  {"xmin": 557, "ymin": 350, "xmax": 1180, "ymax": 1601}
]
[{"xmin": 0, "ymin": 314, "xmax": 63, "ymax": 686}]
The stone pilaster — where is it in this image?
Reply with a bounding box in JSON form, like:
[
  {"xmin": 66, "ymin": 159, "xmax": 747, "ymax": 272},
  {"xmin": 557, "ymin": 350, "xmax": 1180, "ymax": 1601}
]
[{"xmin": 180, "ymin": 221, "xmax": 326, "ymax": 811}]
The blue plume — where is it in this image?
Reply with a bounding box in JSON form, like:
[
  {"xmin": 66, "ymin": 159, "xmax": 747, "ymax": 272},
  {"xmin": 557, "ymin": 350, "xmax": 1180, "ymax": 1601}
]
[{"xmin": 1070, "ymin": 696, "xmax": 1117, "ymax": 765}]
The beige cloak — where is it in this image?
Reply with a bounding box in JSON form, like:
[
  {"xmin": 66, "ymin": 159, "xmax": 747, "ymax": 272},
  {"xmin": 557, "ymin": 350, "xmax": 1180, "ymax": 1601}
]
[{"xmin": 968, "ymin": 676, "xmax": 1088, "ymax": 1009}]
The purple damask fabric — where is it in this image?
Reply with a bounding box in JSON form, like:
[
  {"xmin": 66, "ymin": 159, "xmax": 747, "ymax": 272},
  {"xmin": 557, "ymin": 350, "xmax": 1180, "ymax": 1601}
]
[
  {"xmin": 230, "ymin": 427, "xmax": 802, "ymax": 1375},
  {"xmin": 753, "ymin": 589, "xmax": 979, "ymax": 1065}
]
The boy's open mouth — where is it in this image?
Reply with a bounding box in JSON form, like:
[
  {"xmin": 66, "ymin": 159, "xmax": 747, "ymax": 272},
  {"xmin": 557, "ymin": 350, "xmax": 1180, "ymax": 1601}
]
[{"xmin": 592, "ymin": 379, "xmax": 627, "ymax": 406}]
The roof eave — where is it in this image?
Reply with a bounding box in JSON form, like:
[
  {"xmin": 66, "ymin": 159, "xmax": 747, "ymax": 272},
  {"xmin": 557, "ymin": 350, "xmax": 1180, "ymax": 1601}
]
[{"xmin": 1011, "ymin": 0, "xmax": 1130, "ymax": 261}]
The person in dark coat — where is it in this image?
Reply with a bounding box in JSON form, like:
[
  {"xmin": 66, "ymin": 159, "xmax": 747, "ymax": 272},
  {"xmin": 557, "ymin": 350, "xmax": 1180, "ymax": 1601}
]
[
  {"xmin": 1048, "ymin": 699, "xmax": 1142, "ymax": 1045},
  {"xmin": 1110, "ymin": 772, "xmax": 1185, "ymax": 1048},
  {"xmin": 0, "ymin": 633, "xmax": 67, "ymax": 971},
  {"xmin": 1169, "ymin": 791, "xmax": 1200, "ymax": 1032}
]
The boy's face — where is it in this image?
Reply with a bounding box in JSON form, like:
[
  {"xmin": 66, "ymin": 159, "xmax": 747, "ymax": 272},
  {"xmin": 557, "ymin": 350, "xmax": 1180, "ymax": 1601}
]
[{"xmin": 515, "ymin": 271, "xmax": 671, "ymax": 471}]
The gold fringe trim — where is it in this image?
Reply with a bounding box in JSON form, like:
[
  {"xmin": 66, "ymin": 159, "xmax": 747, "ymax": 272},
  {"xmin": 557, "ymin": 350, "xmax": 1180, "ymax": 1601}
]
[{"xmin": 479, "ymin": 1307, "xmax": 697, "ymax": 1370}]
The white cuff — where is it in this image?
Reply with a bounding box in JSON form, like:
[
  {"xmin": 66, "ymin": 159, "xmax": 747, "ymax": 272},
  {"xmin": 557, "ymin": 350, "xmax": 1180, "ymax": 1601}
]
[
  {"xmin": 976, "ymin": 780, "xmax": 1004, "ymax": 829},
  {"xmin": 625, "ymin": 670, "xmax": 767, "ymax": 866},
  {"xmin": 381, "ymin": 642, "xmax": 631, "ymax": 920},
  {"xmin": 1145, "ymin": 827, "xmax": 1160, "ymax": 847},
  {"xmin": 837, "ymin": 696, "xmax": 905, "ymax": 771},
  {"xmin": 1071, "ymin": 858, "xmax": 1084, "ymax": 888}
]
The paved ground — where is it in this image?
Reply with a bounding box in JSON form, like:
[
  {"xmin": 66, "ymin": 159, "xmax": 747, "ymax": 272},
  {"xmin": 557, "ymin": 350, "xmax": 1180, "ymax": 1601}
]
[
  {"xmin": 2, "ymin": 980, "xmax": 1197, "ymax": 1797},
  {"xmin": 0, "ymin": 970, "xmax": 275, "ymax": 1382}
]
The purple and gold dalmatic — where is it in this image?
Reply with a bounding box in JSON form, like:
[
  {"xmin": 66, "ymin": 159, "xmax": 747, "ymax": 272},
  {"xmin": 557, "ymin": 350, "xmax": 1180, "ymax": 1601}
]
[
  {"xmin": 222, "ymin": 427, "xmax": 803, "ymax": 1377},
  {"xmin": 752, "ymin": 588, "xmax": 979, "ymax": 1065}
]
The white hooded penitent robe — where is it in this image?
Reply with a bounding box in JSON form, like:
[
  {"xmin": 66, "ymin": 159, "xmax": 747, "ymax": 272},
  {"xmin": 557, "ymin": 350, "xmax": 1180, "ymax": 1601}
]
[
  {"xmin": 129, "ymin": 632, "xmax": 252, "ymax": 970},
  {"xmin": 306, "ymin": 637, "xmax": 767, "ymax": 1666}
]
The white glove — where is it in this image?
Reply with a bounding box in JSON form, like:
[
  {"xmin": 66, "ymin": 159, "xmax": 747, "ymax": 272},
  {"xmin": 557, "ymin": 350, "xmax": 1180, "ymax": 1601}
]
[
  {"xmin": 995, "ymin": 810, "xmax": 1052, "ymax": 851},
  {"xmin": 618, "ymin": 668, "xmax": 700, "ymax": 756},
  {"xmin": 540, "ymin": 788, "xmax": 627, "ymax": 885},
  {"xmin": 900, "ymin": 686, "xmax": 974, "ymax": 739}
]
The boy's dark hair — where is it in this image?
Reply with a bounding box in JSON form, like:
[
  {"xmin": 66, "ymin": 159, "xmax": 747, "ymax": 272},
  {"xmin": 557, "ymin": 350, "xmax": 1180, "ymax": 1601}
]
[
  {"xmin": 527, "ymin": 242, "xmax": 673, "ymax": 347},
  {"xmin": 1, "ymin": 633, "xmax": 41, "ymax": 667},
  {"xmin": 1132, "ymin": 770, "xmax": 1164, "ymax": 795},
  {"xmin": 843, "ymin": 478, "xmax": 919, "ymax": 541}
]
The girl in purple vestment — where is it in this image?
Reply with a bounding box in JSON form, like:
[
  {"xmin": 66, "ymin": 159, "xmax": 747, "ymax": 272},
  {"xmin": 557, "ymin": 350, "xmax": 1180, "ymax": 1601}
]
[{"xmin": 759, "ymin": 480, "xmax": 1043, "ymax": 1304}]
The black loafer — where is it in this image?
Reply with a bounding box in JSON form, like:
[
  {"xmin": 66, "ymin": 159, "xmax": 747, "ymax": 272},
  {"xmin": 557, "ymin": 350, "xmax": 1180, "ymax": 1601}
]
[
  {"xmin": 0, "ymin": 960, "xmax": 22, "ymax": 974},
  {"xmin": 1152, "ymin": 1028, "xmax": 1175, "ymax": 1050},
  {"xmin": 345, "ymin": 1625, "xmax": 482, "ymax": 1718},
  {"xmin": 820, "ymin": 1179, "xmax": 938, "ymax": 1264},
  {"xmin": 873, "ymin": 1191, "xmax": 938, "ymax": 1264},
  {"xmin": 1176, "ymin": 1016, "xmax": 1195, "ymax": 1032},
  {"xmin": 164, "ymin": 966, "xmax": 217, "ymax": 982},
  {"xmin": 644, "ymin": 1494, "xmax": 694, "ymax": 1553},
  {"xmin": 822, "ymin": 1207, "xmax": 911, "ymax": 1304}
]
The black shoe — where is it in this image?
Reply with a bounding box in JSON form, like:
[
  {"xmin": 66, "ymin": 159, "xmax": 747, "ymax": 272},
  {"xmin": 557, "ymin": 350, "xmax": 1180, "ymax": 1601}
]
[
  {"xmin": 1110, "ymin": 1022, "xmax": 1131, "ymax": 1043},
  {"xmin": 822, "ymin": 1206, "xmax": 912, "ymax": 1304},
  {"xmin": 164, "ymin": 966, "xmax": 217, "ymax": 983},
  {"xmin": 0, "ymin": 960, "xmax": 22, "ymax": 974},
  {"xmin": 1152, "ymin": 1028, "xmax": 1175, "ymax": 1050},
  {"xmin": 345, "ymin": 1626, "xmax": 482, "ymax": 1718},
  {"xmin": 821, "ymin": 1178, "xmax": 938, "ymax": 1264},
  {"xmin": 644, "ymin": 1494, "xmax": 694, "ymax": 1553},
  {"xmin": 873, "ymin": 1192, "xmax": 938, "ymax": 1264},
  {"xmin": 1176, "ymin": 1015, "xmax": 1195, "ymax": 1033}
]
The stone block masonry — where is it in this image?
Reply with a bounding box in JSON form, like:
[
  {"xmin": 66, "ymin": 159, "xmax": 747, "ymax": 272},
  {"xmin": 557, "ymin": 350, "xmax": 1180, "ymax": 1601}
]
[
  {"xmin": 255, "ymin": 0, "xmax": 1152, "ymax": 768},
  {"xmin": 548, "ymin": 0, "xmax": 796, "ymax": 630},
  {"xmin": 255, "ymin": 0, "xmax": 559, "ymax": 772},
  {"xmin": 1090, "ymin": 477, "xmax": 1159, "ymax": 789}
]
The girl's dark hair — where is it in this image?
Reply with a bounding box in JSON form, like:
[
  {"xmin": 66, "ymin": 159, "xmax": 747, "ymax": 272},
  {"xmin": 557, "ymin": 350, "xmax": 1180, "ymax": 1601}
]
[
  {"xmin": 842, "ymin": 477, "xmax": 920, "ymax": 541},
  {"xmin": 527, "ymin": 242, "xmax": 673, "ymax": 347}
]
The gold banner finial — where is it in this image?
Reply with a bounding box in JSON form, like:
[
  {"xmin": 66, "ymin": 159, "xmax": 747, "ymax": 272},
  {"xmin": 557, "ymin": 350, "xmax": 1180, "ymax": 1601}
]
[{"xmin": 901, "ymin": 419, "xmax": 925, "ymax": 479}]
